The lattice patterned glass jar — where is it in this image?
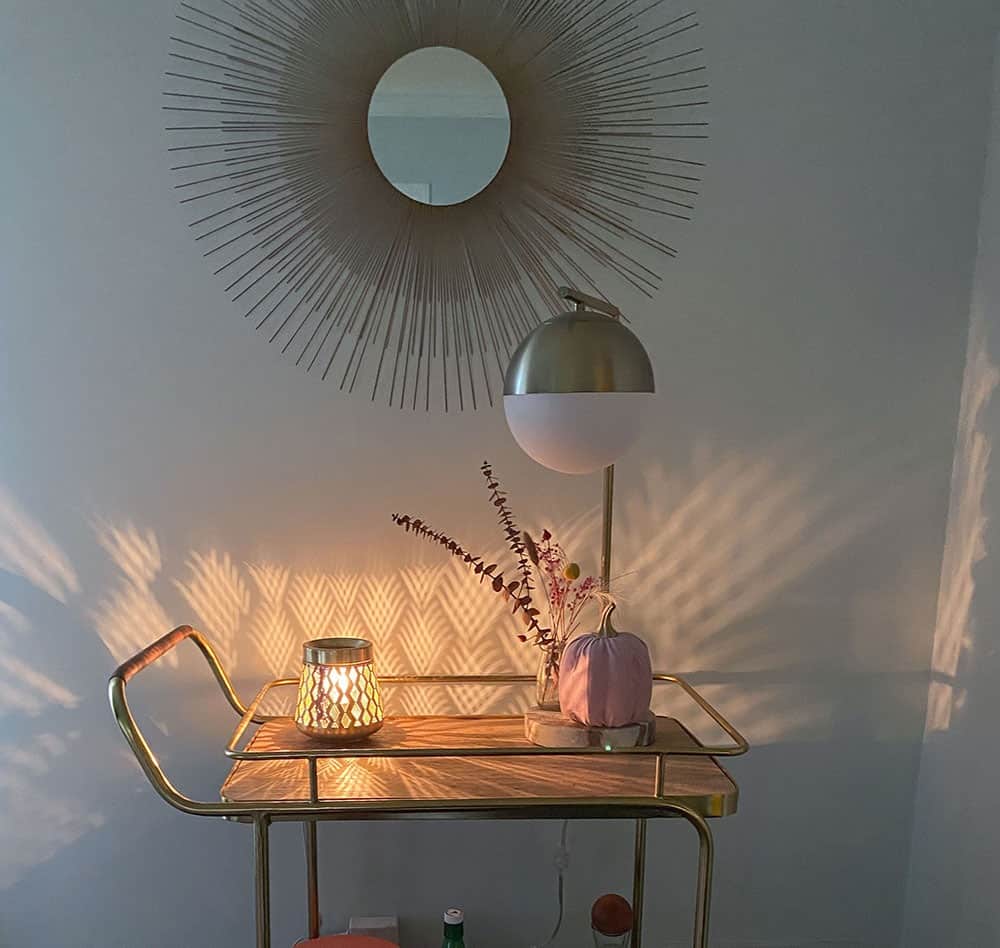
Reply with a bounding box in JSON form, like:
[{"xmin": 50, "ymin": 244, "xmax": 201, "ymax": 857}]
[{"xmin": 294, "ymin": 638, "xmax": 384, "ymax": 742}]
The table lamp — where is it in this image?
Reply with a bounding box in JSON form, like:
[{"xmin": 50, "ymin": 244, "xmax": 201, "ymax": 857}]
[{"xmin": 503, "ymin": 287, "xmax": 655, "ymax": 591}]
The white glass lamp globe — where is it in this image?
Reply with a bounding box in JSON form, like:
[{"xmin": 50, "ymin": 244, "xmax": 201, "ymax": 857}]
[{"xmin": 503, "ymin": 309, "xmax": 655, "ymax": 475}]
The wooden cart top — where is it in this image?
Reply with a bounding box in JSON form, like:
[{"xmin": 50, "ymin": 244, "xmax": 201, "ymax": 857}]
[{"xmin": 221, "ymin": 714, "xmax": 739, "ymax": 817}]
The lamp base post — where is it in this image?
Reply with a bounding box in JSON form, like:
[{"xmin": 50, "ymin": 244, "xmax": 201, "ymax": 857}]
[{"xmin": 601, "ymin": 463, "xmax": 614, "ymax": 593}]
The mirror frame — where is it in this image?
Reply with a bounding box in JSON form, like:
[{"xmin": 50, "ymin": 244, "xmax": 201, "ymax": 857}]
[{"xmin": 166, "ymin": 1, "xmax": 708, "ymax": 411}]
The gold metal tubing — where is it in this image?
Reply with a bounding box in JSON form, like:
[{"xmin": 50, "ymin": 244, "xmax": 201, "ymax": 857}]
[
  {"xmin": 305, "ymin": 822, "xmax": 320, "ymax": 938},
  {"xmin": 111, "ymin": 625, "xmax": 250, "ymax": 717},
  {"xmin": 384, "ymin": 675, "xmax": 744, "ymax": 763},
  {"xmin": 308, "ymin": 758, "xmax": 319, "ymax": 803},
  {"xmin": 656, "ymin": 674, "xmax": 750, "ymax": 756},
  {"xmin": 601, "ymin": 463, "xmax": 615, "ymax": 593},
  {"xmin": 254, "ymin": 816, "xmax": 271, "ymax": 948},
  {"xmin": 112, "ymin": 676, "xmax": 726, "ymax": 818},
  {"xmin": 379, "ymin": 673, "xmax": 533, "ymax": 684},
  {"xmin": 109, "ymin": 629, "xmax": 747, "ymax": 820},
  {"xmin": 257, "ymin": 797, "xmax": 728, "ymax": 822},
  {"xmin": 109, "ymin": 675, "xmax": 220, "ymax": 816},
  {"xmin": 631, "ymin": 818, "xmax": 648, "ymax": 948},
  {"xmin": 113, "ymin": 675, "xmax": 730, "ymax": 818},
  {"xmin": 306, "ymin": 759, "xmax": 320, "ymax": 938},
  {"xmin": 226, "ymin": 676, "xmax": 748, "ymax": 761},
  {"xmin": 690, "ymin": 809, "xmax": 715, "ymax": 948}
]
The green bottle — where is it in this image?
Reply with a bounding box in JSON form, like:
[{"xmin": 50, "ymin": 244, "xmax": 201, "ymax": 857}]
[{"xmin": 442, "ymin": 907, "xmax": 466, "ymax": 948}]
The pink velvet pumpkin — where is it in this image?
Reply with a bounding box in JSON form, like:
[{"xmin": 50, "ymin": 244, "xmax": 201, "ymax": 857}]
[{"xmin": 559, "ymin": 604, "xmax": 652, "ymax": 727}]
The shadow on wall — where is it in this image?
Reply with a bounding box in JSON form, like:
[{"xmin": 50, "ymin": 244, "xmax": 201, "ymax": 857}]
[{"xmin": 0, "ymin": 416, "xmax": 948, "ymax": 890}]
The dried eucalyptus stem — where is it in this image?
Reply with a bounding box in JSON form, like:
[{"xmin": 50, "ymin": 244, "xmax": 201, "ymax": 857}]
[
  {"xmin": 481, "ymin": 461, "xmax": 533, "ymax": 596},
  {"xmin": 390, "ymin": 513, "xmax": 552, "ymax": 645}
]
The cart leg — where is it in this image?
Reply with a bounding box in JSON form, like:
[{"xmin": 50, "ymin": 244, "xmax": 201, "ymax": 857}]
[
  {"xmin": 254, "ymin": 815, "xmax": 271, "ymax": 948},
  {"xmin": 305, "ymin": 820, "xmax": 320, "ymax": 938},
  {"xmin": 306, "ymin": 759, "xmax": 321, "ymax": 938},
  {"xmin": 685, "ymin": 811, "xmax": 714, "ymax": 948},
  {"xmin": 631, "ymin": 818, "xmax": 647, "ymax": 948}
]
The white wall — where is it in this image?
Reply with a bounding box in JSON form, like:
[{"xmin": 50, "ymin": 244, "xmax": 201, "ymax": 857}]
[
  {"xmin": 901, "ymin": 30, "xmax": 1000, "ymax": 948},
  {"xmin": 1, "ymin": 2, "xmax": 996, "ymax": 947}
]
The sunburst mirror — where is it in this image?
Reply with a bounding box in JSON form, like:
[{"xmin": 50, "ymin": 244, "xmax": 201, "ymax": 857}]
[{"xmin": 165, "ymin": 1, "xmax": 708, "ymax": 410}]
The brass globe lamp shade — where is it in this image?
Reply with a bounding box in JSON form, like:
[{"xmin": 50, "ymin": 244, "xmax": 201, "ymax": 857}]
[{"xmin": 503, "ymin": 289, "xmax": 655, "ymax": 476}]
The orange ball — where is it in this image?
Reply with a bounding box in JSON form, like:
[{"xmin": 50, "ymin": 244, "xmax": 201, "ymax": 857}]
[{"xmin": 591, "ymin": 893, "xmax": 633, "ymax": 936}]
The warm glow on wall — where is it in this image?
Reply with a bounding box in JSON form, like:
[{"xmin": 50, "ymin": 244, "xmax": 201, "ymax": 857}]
[{"xmin": 294, "ymin": 638, "xmax": 384, "ymax": 742}]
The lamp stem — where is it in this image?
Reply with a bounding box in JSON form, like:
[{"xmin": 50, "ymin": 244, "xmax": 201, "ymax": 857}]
[
  {"xmin": 598, "ymin": 464, "xmax": 618, "ymax": 638},
  {"xmin": 600, "ymin": 463, "xmax": 615, "ymax": 593}
]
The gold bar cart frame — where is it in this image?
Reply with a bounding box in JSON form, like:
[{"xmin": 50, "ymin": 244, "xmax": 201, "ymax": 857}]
[{"xmin": 109, "ymin": 626, "xmax": 748, "ymax": 948}]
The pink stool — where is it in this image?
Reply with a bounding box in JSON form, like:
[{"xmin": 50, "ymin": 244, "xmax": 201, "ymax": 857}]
[{"xmin": 295, "ymin": 938, "xmax": 397, "ymax": 947}]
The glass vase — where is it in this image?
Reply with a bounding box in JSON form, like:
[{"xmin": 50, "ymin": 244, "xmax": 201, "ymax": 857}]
[{"xmin": 535, "ymin": 647, "xmax": 562, "ymax": 710}]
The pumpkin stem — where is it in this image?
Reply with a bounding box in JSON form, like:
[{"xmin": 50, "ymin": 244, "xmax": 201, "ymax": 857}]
[{"xmin": 598, "ymin": 599, "xmax": 618, "ymax": 638}]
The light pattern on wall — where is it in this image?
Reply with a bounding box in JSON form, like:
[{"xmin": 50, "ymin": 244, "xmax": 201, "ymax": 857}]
[
  {"xmin": 173, "ymin": 550, "xmax": 250, "ymax": 675},
  {"xmin": 92, "ymin": 520, "xmax": 176, "ymax": 669},
  {"xmin": 924, "ymin": 317, "xmax": 997, "ymax": 732},
  {"xmin": 85, "ymin": 431, "xmax": 926, "ymax": 733},
  {"xmin": 0, "ymin": 603, "xmax": 78, "ymax": 718},
  {"xmin": 0, "ymin": 726, "xmax": 104, "ymax": 891},
  {"xmin": 0, "ymin": 421, "xmax": 939, "ymax": 890},
  {"xmin": 0, "ymin": 497, "xmax": 100, "ymax": 892},
  {"xmin": 0, "ymin": 486, "xmax": 78, "ymax": 603}
]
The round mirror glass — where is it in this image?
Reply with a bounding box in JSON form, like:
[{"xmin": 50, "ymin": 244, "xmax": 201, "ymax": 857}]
[{"xmin": 368, "ymin": 46, "xmax": 510, "ymax": 206}]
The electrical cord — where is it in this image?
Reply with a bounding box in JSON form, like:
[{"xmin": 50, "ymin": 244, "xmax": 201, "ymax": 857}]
[{"xmin": 531, "ymin": 820, "xmax": 570, "ymax": 948}]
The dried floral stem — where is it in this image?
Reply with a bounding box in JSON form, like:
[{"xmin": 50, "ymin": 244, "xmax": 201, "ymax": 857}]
[
  {"xmin": 481, "ymin": 461, "xmax": 533, "ymax": 596},
  {"xmin": 392, "ymin": 461, "xmax": 596, "ymax": 654},
  {"xmin": 531, "ymin": 530, "xmax": 598, "ymax": 651},
  {"xmin": 390, "ymin": 514, "xmax": 552, "ymax": 644}
]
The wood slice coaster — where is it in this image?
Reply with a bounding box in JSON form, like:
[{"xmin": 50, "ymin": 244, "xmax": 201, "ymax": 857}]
[{"xmin": 524, "ymin": 708, "xmax": 656, "ymax": 748}]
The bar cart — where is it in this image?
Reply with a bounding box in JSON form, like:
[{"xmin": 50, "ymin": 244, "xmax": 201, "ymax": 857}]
[{"xmin": 109, "ymin": 626, "xmax": 748, "ymax": 948}]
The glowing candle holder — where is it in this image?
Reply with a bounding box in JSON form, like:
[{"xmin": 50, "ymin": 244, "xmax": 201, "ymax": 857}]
[{"xmin": 294, "ymin": 638, "xmax": 385, "ymax": 742}]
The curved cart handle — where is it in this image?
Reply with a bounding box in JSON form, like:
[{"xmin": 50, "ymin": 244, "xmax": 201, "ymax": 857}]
[
  {"xmin": 108, "ymin": 625, "xmax": 249, "ymax": 816},
  {"xmin": 113, "ymin": 624, "xmax": 248, "ymax": 712},
  {"xmin": 654, "ymin": 674, "xmax": 749, "ymax": 757}
]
